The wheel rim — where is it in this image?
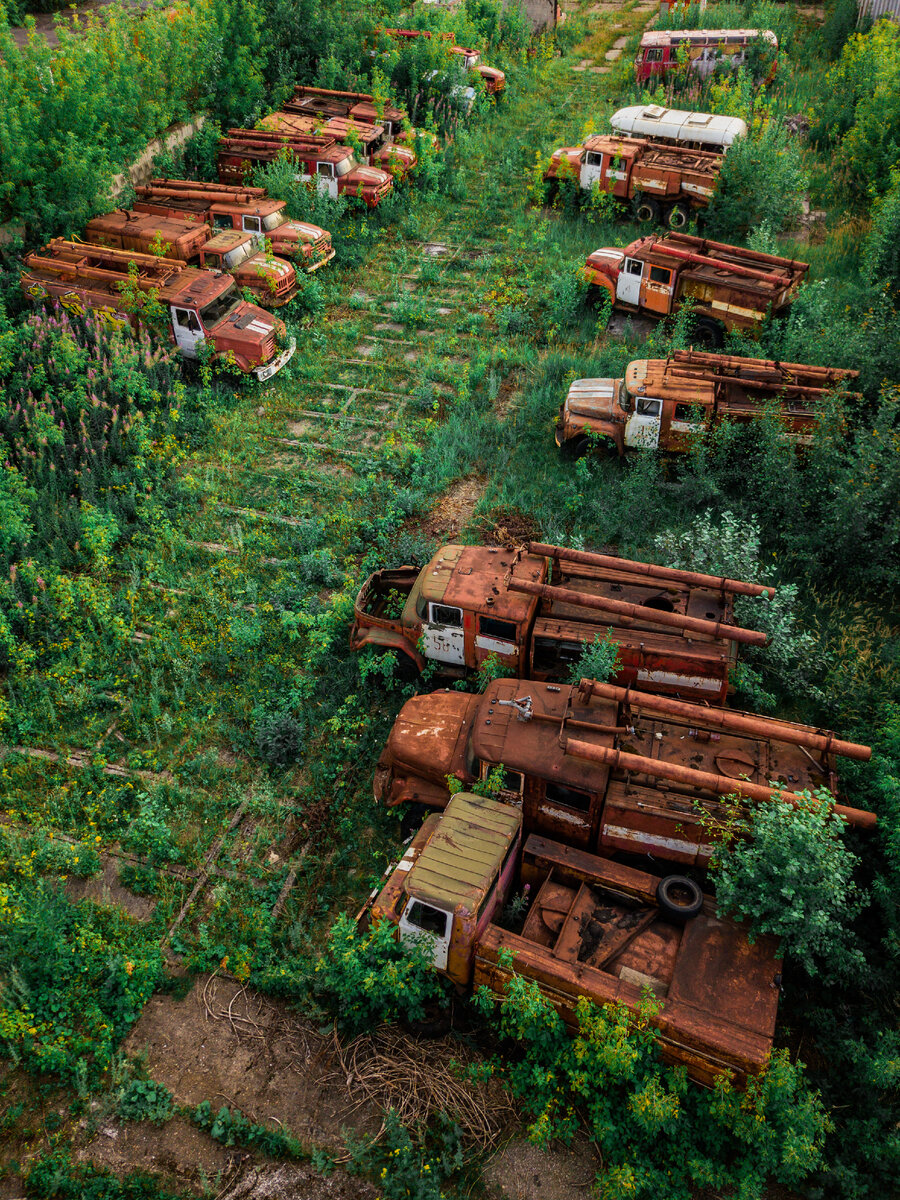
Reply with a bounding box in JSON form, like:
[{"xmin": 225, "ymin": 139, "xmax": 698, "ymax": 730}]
[
  {"xmin": 668, "ymin": 206, "xmax": 688, "ymax": 229},
  {"xmin": 636, "ymin": 203, "xmax": 656, "ymax": 224}
]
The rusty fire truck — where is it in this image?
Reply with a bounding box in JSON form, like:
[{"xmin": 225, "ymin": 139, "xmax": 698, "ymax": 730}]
[
  {"xmin": 286, "ymin": 85, "xmax": 438, "ymax": 151},
  {"xmin": 555, "ymin": 351, "xmax": 861, "ymax": 457},
  {"xmin": 131, "ymin": 179, "xmax": 334, "ymax": 271},
  {"xmin": 545, "ymin": 136, "xmax": 722, "ymax": 229},
  {"xmin": 381, "ymin": 27, "xmax": 506, "ymax": 94},
  {"xmin": 351, "ymin": 541, "xmax": 776, "ymax": 703},
  {"xmin": 257, "ymin": 111, "xmax": 417, "ymax": 180},
  {"xmin": 21, "ymin": 241, "xmax": 295, "ymax": 380},
  {"xmin": 364, "ymin": 791, "xmax": 782, "ymax": 1085},
  {"xmin": 217, "ymin": 130, "xmax": 394, "ymax": 207},
  {"xmin": 584, "ymin": 232, "xmax": 808, "ymax": 346},
  {"xmin": 84, "ymin": 210, "xmax": 298, "ymax": 308},
  {"xmin": 372, "ymin": 677, "xmax": 874, "ymax": 864}
]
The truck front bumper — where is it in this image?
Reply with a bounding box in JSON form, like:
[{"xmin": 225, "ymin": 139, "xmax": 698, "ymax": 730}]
[{"xmin": 254, "ymin": 336, "xmax": 296, "ymax": 382}]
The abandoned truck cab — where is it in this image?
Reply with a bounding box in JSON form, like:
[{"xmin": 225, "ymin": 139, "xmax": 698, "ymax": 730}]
[
  {"xmin": 351, "ymin": 541, "xmax": 773, "ymax": 703},
  {"xmin": 366, "ymin": 792, "xmax": 784, "ymax": 1086},
  {"xmin": 555, "ymin": 352, "xmax": 861, "ymax": 457},
  {"xmin": 584, "ymin": 232, "xmax": 808, "ymax": 347},
  {"xmin": 373, "ymin": 678, "xmax": 874, "ymax": 864},
  {"xmin": 258, "ymin": 111, "xmax": 418, "ymax": 181}
]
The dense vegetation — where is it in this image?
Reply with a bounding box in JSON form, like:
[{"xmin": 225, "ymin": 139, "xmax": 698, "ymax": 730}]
[{"xmin": 0, "ymin": 0, "xmax": 898, "ymax": 1196}]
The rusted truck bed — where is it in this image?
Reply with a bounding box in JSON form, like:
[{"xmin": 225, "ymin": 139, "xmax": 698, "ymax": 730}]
[{"xmin": 474, "ymin": 835, "xmax": 781, "ymax": 1085}]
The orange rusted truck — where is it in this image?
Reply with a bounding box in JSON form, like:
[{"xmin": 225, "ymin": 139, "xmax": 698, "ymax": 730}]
[
  {"xmin": 555, "ymin": 351, "xmax": 861, "ymax": 457},
  {"xmin": 217, "ymin": 130, "xmax": 394, "ymax": 207},
  {"xmin": 84, "ymin": 210, "xmax": 299, "ymax": 308},
  {"xmin": 545, "ymin": 136, "xmax": 722, "ymax": 229},
  {"xmin": 132, "ymin": 179, "xmax": 334, "ymax": 272},
  {"xmin": 584, "ymin": 232, "xmax": 808, "ymax": 347},
  {"xmin": 382, "ymin": 27, "xmax": 506, "ymax": 94},
  {"xmin": 351, "ymin": 541, "xmax": 773, "ymax": 703},
  {"xmin": 372, "ymin": 677, "xmax": 874, "ymax": 863},
  {"xmin": 21, "ymin": 240, "xmax": 295, "ymax": 380},
  {"xmin": 257, "ymin": 111, "xmax": 417, "ymax": 181},
  {"xmin": 364, "ymin": 791, "xmax": 782, "ymax": 1085},
  {"xmin": 285, "ymin": 85, "xmax": 437, "ymax": 152}
]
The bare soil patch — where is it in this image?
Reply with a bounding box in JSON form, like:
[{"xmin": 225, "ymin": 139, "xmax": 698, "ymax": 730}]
[
  {"xmin": 420, "ymin": 475, "xmax": 486, "ymax": 540},
  {"xmin": 65, "ymin": 857, "xmax": 156, "ymax": 922},
  {"xmin": 475, "ymin": 506, "xmax": 540, "ymax": 548},
  {"xmin": 486, "ymin": 1135, "xmax": 599, "ymax": 1200}
]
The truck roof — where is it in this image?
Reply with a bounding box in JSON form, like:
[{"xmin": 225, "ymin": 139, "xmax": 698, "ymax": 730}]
[
  {"xmin": 610, "ymin": 105, "xmax": 748, "ymax": 146},
  {"xmin": 624, "ymin": 233, "xmax": 808, "ymax": 296},
  {"xmin": 203, "ymin": 230, "xmax": 252, "ymax": 253},
  {"xmin": 582, "ymin": 135, "xmax": 721, "ymax": 171},
  {"xmin": 421, "ymin": 545, "xmax": 545, "ymax": 625},
  {"xmin": 471, "ymin": 679, "xmax": 619, "ymax": 793},
  {"xmin": 259, "ymin": 111, "xmax": 385, "ymax": 142},
  {"xmin": 160, "ymin": 267, "xmax": 234, "ymax": 306},
  {"xmin": 405, "ymin": 792, "xmax": 521, "ymax": 916},
  {"xmin": 640, "ymin": 28, "xmax": 777, "ymax": 46},
  {"xmin": 86, "ymin": 210, "xmax": 212, "ymax": 242}
]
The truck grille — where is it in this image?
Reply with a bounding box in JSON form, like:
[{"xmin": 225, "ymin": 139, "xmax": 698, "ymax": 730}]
[
  {"xmin": 311, "ymin": 235, "xmax": 331, "ymax": 258},
  {"xmin": 262, "ymin": 334, "xmax": 276, "ymax": 359}
]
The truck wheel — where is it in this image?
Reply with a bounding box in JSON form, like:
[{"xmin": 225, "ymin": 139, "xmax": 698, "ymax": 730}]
[
  {"xmin": 374, "ymin": 647, "xmax": 419, "ymax": 683},
  {"xmin": 570, "ymin": 434, "xmax": 592, "ymax": 459},
  {"xmin": 657, "ymin": 875, "xmax": 703, "ymax": 921},
  {"xmin": 633, "ymin": 196, "xmax": 661, "ymax": 225},
  {"xmin": 692, "ymin": 317, "xmax": 724, "ymax": 349},
  {"xmin": 665, "ymin": 202, "xmax": 690, "ymax": 230}
]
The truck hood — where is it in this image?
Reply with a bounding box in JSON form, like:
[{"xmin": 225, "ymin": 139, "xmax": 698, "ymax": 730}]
[
  {"xmin": 565, "ymin": 378, "xmax": 619, "ymax": 420},
  {"xmin": 387, "ymin": 691, "xmax": 474, "ymax": 782},
  {"xmin": 586, "ymin": 247, "xmax": 625, "ymax": 272},
  {"xmin": 349, "ymin": 166, "xmax": 393, "ymax": 190},
  {"xmin": 546, "ymin": 146, "xmax": 582, "ymax": 179},
  {"xmin": 478, "ymin": 65, "xmax": 506, "ymax": 85},
  {"xmin": 375, "ymin": 144, "xmax": 417, "ymax": 174},
  {"xmin": 211, "ymin": 304, "xmax": 279, "ymax": 352},
  {"xmin": 282, "ymin": 220, "xmax": 329, "ymax": 244}
]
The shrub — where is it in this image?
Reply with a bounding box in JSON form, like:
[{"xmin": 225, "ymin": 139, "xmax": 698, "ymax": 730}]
[
  {"xmin": 253, "ymin": 711, "xmax": 307, "ymax": 768},
  {"xmin": 116, "ymin": 1078, "xmax": 174, "ymax": 1125},
  {"xmin": 26, "ymin": 1152, "xmax": 183, "ymax": 1199},
  {"xmin": 705, "ymin": 123, "xmax": 807, "ymax": 238},
  {"xmin": 709, "ymin": 788, "xmax": 868, "ymax": 980},
  {"xmin": 863, "ymin": 169, "xmax": 900, "ymax": 291},
  {"xmin": 312, "ymin": 914, "xmax": 449, "ymax": 1036},
  {"xmin": 568, "ymin": 628, "xmax": 621, "ymax": 686}
]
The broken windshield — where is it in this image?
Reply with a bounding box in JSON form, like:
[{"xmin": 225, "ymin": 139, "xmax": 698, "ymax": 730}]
[{"xmin": 200, "ymin": 285, "xmax": 241, "ymax": 327}]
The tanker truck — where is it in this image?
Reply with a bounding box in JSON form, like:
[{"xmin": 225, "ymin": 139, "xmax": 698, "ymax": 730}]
[
  {"xmin": 372, "ymin": 677, "xmax": 874, "ymax": 864},
  {"xmin": 351, "ymin": 540, "xmax": 774, "ymax": 703}
]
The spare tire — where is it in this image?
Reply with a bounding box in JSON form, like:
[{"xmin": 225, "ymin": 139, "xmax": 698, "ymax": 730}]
[{"xmin": 656, "ymin": 875, "xmax": 703, "ymax": 920}]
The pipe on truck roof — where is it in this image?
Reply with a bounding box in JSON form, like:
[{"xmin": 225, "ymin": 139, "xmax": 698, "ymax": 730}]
[
  {"xmin": 564, "ymin": 737, "xmax": 877, "ymax": 828},
  {"xmin": 575, "ymin": 679, "xmax": 873, "ymax": 762},
  {"xmin": 507, "ymin": 577, "xmax": 768, "ymax": 646},
  {"xmin": 528, "ymin": 542, "xmax": 775, "ymax": 599},
  {"xmin": 650, "ymin": 242, "xmax": 796, "ymax": 287}
]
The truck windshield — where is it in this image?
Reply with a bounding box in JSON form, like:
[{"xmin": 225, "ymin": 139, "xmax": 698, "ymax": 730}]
[
  {"xmin": 335, "ymin": 155, "xmax": 358, "ymax": 177},
  {"xmin": 224, "ymin": 243, "xmax": 252, "ymax": 269},
  {"xmin": 200, "ymin": 286, "xmax": 241, "ymax": 327},
  {"xmin": 262, "ymin": 211, "xmax": 284, "ymax": 232},
  {"xmin": 617, "ymin": 380, "xmax": 632, "ymax": 411}
]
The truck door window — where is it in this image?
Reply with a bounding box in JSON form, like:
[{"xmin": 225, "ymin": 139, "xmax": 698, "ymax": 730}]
[
  {"xmin": 205, "ymin": 253, "xmax": 221, "ymax": 269},
  {"xmin": 482, "ymin": 762, "xmax": 524, "ymax": 795},
  {"xmin": 405, "ymin": 901, "xmax": 448, "ymax": 937},
  {"xmin": 625, "ymin": 259, "xmax": 643, "ymax": 276},
  {"xmin": 674, "ymin": 402, "xmax": 699, "ymax": 420},
  {"xmin": 479, "ymin": 616, "xmax": 517, "ymax": 641},
  {"xmin": 646, "ymin": 48, "xmax": 664, "ymax": 62},
  {"xmin": 213, "ymin": 214, "xmax": 231, "ymax": 230},
  {"xmin": 243, "ymin": 216, "xmax": 262, "ymax": 234},
  {"xmin": 649, "ymin": 266, "xmax": 672, "ymax": 286},
  {"xmin": 175, "ymin": 308, "xmax": 201, "ymax": 333},
  {"xmin": 636, "ymin": 397, "xmax": 662, "ymax": 417},
  {"xmin": 545, "ymin": 781, "xmax": 592, "ymax": 812},
  {"xmin": 317, "ymin": 162, "xmax": 335, "ymax": 177},
  {"xmin": 585, "ymin": 152, "xmax": 603, "ymax": 167},
  {"xmin": 430, "ymin": 603, "xmax": 463, "ymax": 627}
]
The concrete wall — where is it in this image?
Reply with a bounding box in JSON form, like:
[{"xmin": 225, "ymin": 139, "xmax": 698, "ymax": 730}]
[
  {"xmin": 109, "ymin": 115, "xmax": 207, "ymax": 198},
  {"xmin": 506, "ymin": 0, "xmax": 559, "ymax": 32}
]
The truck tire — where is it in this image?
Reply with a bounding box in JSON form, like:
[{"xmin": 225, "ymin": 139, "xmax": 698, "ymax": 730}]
[
  {"xmin": 633, "ymin": 196, "xmax": 661, "ymax": 225},
  {"xmin": 692, "ymin": 317, "xmax": 724, "ymax": 349},
  {"xmin": 657, "ymin": 875, "xmax": 703, "ymax": 921},
  {"xmin": 665, "ymin": 202, "xmax": 690, "ymax": 231},
  {"xmin": 570, "ymin": 434, "xmax": 592, "ymax": 459},
  {"xmin": 375, "ymin": 647, "xmax": 419, "ymax": 683}
]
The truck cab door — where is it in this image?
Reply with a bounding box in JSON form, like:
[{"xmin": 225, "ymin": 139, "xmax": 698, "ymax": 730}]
[
  {"xmin": 398, "ymin": 898, "xmax": 452, "ymax": 970},
  {"xmin": 625, "ymin": 396, "xmax": 662, "ymax": 448},
  {"xmin": 171, "ymin": 307, "xmax": 205, "ymax": 358},
  {"xmin": 580, "ymin": 150, "xmax": 605, "ymax": 192},
  {"xmin": 537, "ymin": 780, "xmax": 594, "ymax": 848},
  {"xmin": 241, "ymin": 215, "xmax": 265, "ymax": 251},
  {"xmin": 616, "ymin": 257, "xmax": 644, "ymax": 307},
  {"xmin": 668, "ymin": 400, "xmax": 705, "ymax": 451},
  {"xmin": 316, "ymin": 162, "xmax": 339, "ymax": 199},
  {"xmin": 640, "ymin": 264, "xmax": 674, "ymax": 316},
  {"xmin": 423, "ymin": 603, "xmax": 466, "ymax": 666}
]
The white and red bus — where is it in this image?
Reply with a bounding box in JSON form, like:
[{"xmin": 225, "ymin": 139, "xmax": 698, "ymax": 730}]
[{"xmin": 634, "ymin": 29, "xmax": 778, "ymax": 84}]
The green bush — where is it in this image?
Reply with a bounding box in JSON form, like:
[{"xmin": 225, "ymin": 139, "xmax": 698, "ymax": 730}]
[
  {"xmin": 864, "ymin": 169, "xmax": 900, "ymax": 291},
  {"xmin": 313, "ymin": 913, "xmax": 449, "ymax": 1036},
  {"xmin": 192, "ymin": 1100, "xmax": 309, "ymax": 1158},
  {"xmin": 116, "ymin": 1078, "xmax": 174, "ymax": 1125},
  {"xmin": 710, "ymin": 788, "xmax": 868, "ymax": 980},
  {"xmin": 568, "ymin": 628, "xmax": 621, "ymax": 686},
  {"xmin": 26, "ymin": 1152, "xmax": 184, "ymax": 1199},
  {"xmin": 705, "ymin": 123, "xmax": 807, "ymax": 238}
]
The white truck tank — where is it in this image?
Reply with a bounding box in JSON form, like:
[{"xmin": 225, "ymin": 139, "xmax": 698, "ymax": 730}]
[{"xmin": 610, "ymin": 105, "xmax": 748, "ymax": 151}]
